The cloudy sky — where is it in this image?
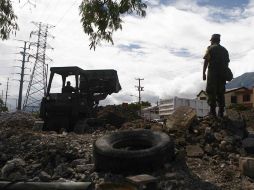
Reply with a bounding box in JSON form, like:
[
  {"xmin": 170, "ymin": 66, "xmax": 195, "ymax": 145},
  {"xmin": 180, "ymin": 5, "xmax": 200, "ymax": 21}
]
[{"xmin": 1, "ymin": 0, "xmax": 254, "ymax": 110}]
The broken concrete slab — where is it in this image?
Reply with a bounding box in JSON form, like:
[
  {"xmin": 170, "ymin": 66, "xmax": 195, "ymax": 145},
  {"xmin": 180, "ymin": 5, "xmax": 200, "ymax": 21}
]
[
  {"xmin": 248, "ymin": 132, "xmax": 254, "ymax": 138},
  {"xmin": 186, "ymin": 145, "xmax": 204, "ymax": 158},
  {"xmin": 239, "ymin": 157, "xmax": 254, "ymax": 179},
  {"xmin": 214, "ymin": 132, "xmax": 223, "ymax": 141},
  {"xmin": 126, "ymin": 174, "xmax": 157, "ymax": 185},
  {"xmin": 1, "ymin": 158, "xmax": 27, "ymax": 180},
  {"xmin": 165, "ymin": 106, "xmax": 196, "ymax": 130},
  {"xmin": 33, "ymin": 120, "xmax": 44, "ymax": 131},
  {"xmin": 97, "ymin": 182, "xmax": 137, "ymax": 190},
  {"xmin": 39, "ymin": 171, "xmax": 51, "ymax": 182},
  {"xmin": 242, "ymin": 138, "xmax": 254, "ymax": 154},
  {"xmin": 71, "ymin": 159, "xmax": 87, "ymax": 167},
  {"xmin": 126, "ymin": 174, "xmax": 157, "ymax": 190},
  {"xmin": 223, "ymin": 112, "xmax": 248, "ymax": 139}
]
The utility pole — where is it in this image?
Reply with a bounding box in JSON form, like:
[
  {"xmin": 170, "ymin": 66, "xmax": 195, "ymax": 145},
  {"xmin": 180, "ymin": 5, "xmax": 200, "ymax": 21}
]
[
  {"xmin": 17, "ymin": 41, "xmax": 30, "ymax": 110},
  {"xmin": 5, "ymin": 78, "xmax": 9, "ymax": 107},
  {"xmin": 135, "ymin": 78, "xmax": 144, "ymax": 116},
  {"xmin": 0, "ymin": 83, "xmax": 2, "ymax": 99}
]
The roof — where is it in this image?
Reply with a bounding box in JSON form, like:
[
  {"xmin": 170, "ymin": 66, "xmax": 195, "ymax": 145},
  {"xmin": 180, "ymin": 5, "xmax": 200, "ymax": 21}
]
[
  {"xmin": 50, "ymin": 66, "xmax": 84, "ymax": 76},
  {"xmin": 142, "ymin": 106, "xmax": 159, "ymax": 111},
  {"xmin": 196, "ymin": 90, "xmax": 207, "ymax": 97},
  {"xmin": 225, "ymin": 87, "xmax": 249, "ymax": 94},
  {"xmin": 226, "ymin": 72, "xmax": 254, "ymax": 89},
  {"xmin": 50, "ymin": 67, "xmax": 119, "ymax": 79}
]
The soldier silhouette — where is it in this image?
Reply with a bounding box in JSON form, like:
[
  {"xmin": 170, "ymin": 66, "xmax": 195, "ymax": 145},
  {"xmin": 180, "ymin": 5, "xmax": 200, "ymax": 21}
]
[{"xmin": 203, "ymin": 34, "xmax": 230, "ymax": 117}]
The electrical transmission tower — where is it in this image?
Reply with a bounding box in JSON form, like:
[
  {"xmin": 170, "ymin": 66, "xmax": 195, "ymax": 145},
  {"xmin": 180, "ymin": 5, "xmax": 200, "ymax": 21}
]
[{"xmin": 23, "ymin": 22, "xmax": 54, "ymax": 112}]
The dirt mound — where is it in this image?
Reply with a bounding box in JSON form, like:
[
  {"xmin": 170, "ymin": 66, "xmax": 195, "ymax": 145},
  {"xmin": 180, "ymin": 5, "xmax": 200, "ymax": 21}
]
[{"xmin": 97, "ymin": 105, "xmax": 140, "ymax": 128}]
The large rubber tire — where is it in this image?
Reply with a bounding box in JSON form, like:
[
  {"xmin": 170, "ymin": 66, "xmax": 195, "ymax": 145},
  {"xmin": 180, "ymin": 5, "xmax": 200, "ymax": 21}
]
[{"xmin": 93, "ymin": 129, "xmax": 174, "ymax": 173}]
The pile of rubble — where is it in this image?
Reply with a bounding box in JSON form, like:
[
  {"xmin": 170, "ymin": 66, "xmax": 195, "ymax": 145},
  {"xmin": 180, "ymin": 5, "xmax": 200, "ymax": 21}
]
[
  {"xmin": 97, "ymin": 105, "xmax": 140, "ymax": 128},
  {"xmin": 163, "ymin": 107, "xmax": 253, "ymax": 189},
  {"xmin": 0, "ymin": 112, "xmax": 104, "ymax": 184},
  {"xmin": 167, "ymin": 111, "xmax": 246, "ymax": 158},
  {"xmin": 0, "ymin": 111, "xmax": 35, "ymax": 129},
  {"xmin": 0, "ymin": 108, "xmax": 254, "ymax": 189}
]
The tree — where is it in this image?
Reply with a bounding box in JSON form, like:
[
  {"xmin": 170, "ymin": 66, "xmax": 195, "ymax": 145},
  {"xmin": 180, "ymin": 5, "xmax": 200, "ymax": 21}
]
[
  {"xmin": 79, "ymin": 0, "xmax": 147, "ymax": 49},
  {"xmin": 0, "ymin": 0, "xmax": 146, "ymax": 49},
  {"xmin": 141, "ymin": 101, "xmax": 151, "ymax": 107},
  {"xmin": 0, "ymin": 0, "xmax": 18, "ymax": 40},
  {"xmin": 0, "ymin": 98, "xmax": 8, "ymax": 112}
]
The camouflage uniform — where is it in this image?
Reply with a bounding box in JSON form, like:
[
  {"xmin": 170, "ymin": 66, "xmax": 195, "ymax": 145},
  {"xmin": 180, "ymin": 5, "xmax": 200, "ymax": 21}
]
[{"xmin": 203, "ymin": 43, "xmax": 230, "ymax": 112}]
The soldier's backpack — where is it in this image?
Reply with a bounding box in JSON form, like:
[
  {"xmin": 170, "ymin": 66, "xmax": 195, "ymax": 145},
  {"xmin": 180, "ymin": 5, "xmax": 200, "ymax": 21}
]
[{"xmin": 225, "ymin": 67, "xmax": 233, "ymax": 81}]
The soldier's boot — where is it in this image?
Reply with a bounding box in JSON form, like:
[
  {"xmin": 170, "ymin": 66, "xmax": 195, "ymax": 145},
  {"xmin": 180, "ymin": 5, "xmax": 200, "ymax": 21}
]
[
  {"xmin": 208, "ymin": 106, "xmax": 216, "ymax": 117},
  {"xmin": 218, "ymin": 107, "xmax": 224, "ymax": 118}
]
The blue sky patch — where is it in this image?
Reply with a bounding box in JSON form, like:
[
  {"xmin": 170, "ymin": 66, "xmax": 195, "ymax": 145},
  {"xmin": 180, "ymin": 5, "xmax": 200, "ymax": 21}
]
[
  {"xmin": 118, "ymin": 43, "xmax": 142, "ymax": 51},
  {"xmin": 151, "ymin": 0, "xmax": 249, "ymax": 9},
  {"xmin": 149, "ymin": 0, "xmax": 250, "ymax": 22},
  {"xmin": 209, "ymin": 10, "xmax": 246, "ymax": 23},
  {"xmin": 196, "ymin": 0, "xmax": 249, "ymax": 9},
  {"xmin": 169, "ymin": 48, "xmax": 194, "ymax": 58}
]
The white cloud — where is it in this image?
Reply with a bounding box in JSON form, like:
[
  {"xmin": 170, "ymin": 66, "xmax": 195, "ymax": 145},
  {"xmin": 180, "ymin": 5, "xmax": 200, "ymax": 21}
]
[{"xmin": 1, "ymin": 0, "xmax": 254, "ymax": 110}]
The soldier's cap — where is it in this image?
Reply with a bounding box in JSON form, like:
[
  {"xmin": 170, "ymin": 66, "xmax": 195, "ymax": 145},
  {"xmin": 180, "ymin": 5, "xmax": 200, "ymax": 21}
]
[{"xmin": 210, "ymin": 34, "xmax": 220, "ymax": 41}]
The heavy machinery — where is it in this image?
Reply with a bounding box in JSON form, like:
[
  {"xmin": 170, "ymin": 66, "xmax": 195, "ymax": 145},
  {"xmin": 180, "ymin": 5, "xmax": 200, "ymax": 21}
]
[{"xmin": 39, "ymin": 66, "xmax": 121, "ymax": 132}]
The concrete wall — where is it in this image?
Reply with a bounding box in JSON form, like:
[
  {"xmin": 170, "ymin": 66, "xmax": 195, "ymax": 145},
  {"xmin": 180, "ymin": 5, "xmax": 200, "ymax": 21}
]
[
  {"xmin": 143, "ymin": 112, "xmax": 160, "ymax": 120},
  {"xmin": 142, "ymin": 106, "xmax": 160, "ymax": 120},
  {"xmin": 159, "ymin": 97, "xmax": 209, "ymax": 117},
  {"xmin": 159, "ymin": 99, "xmax": 175, "ymax": 117}
]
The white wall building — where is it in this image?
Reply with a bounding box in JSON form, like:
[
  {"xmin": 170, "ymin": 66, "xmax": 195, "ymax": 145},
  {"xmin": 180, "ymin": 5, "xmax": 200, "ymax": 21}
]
[{"xmin": 159, "ymin": 96, "xmax": 210, "ymax": 118}]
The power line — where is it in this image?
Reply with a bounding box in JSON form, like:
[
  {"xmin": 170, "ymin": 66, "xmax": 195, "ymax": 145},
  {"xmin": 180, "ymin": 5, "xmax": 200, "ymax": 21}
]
[
  {"xmin": 34, "ymin": 0, "xmax": 50, "ymax": 21},
  {"xmin": 45, "ymin": 0, "xmax": 61, "ymax": 22},
  {"xmin": 20, "ymin": 0, "xmax": 36, "ymax": 9},
  {"xmin": 55, "ymin": 0, "xmax": 80, "ymax": 26}
]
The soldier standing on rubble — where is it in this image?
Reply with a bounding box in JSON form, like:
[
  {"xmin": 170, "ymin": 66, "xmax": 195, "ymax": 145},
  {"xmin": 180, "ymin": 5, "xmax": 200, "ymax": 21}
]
[{"xmin": 203, "ymin": 34, "xmax": 230, "ymax": 117}]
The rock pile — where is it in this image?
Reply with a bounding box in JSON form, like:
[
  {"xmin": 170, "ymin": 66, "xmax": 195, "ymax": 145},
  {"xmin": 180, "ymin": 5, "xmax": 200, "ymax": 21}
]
[
  {"xmin": 164, "ymin": 107, "xmax": 247, "ymax": 158},
  {"xmin": 0, "ymin": 113, "xmax": 106, "ymax": 183},
  {"xmin": 0, "ymin": 111, "xmax": 35, "ymax": 129},
  {"xmin": 160, "ymin": 106, "xmax": 253, "ymax": 189}
]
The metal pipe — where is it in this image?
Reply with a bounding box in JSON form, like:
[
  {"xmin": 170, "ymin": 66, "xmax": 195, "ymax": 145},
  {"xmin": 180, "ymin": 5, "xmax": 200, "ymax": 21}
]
[{"xmin": 0, "ymin": 181, "xmax": 92, "ymax": 190}]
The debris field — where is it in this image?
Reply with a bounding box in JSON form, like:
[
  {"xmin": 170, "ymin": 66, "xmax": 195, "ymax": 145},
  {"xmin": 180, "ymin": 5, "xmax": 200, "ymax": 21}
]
[{"xmin": 0, "ymin": 107, "xmax": 254, "ymax": 190}]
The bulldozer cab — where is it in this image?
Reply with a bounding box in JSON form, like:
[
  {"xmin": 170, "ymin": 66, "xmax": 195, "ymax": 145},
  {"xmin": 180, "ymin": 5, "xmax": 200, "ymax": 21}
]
[
  {"xmin": 40, "ymin": 66, "xmax": 121, "ymax": 132},
  {"xmin": 47, "ymin": 66, "xmax": 81, "ymax": 95}
]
